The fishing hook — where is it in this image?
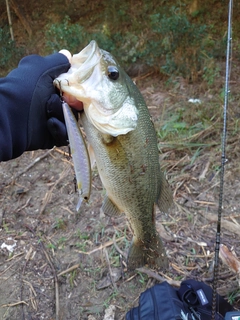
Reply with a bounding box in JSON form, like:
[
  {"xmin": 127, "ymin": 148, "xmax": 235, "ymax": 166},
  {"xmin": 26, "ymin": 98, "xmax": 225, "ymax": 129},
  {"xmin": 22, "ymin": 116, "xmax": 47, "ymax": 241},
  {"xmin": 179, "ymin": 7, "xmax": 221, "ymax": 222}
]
[{"xmin": 54, "ymin": 79, "xmax": 70, "ymax": 100}]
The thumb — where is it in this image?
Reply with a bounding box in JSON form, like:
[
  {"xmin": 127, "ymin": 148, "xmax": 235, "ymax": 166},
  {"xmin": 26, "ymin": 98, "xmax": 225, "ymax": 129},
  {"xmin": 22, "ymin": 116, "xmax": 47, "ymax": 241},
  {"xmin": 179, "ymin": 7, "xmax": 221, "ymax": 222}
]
[
  {"xmin": 59, "ymin": 49, "xmax": 72, "ymax": 63},
  {"xmin": 42, "ymin": 53, "xmax": 71, "ymax": 80}
]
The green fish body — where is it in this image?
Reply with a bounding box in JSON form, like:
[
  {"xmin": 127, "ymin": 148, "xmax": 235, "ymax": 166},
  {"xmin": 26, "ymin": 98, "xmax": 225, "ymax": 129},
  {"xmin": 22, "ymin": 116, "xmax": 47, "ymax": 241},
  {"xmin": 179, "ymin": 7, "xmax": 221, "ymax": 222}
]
[{"xmin": 55, "ymin": 41, "xmax": 172, "ymax": 269}]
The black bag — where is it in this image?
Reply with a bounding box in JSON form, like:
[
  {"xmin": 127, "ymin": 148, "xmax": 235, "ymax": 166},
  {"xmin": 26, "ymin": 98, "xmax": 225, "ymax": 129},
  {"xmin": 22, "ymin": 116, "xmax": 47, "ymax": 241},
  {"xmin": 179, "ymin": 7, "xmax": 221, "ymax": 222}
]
[{"xmin": 126, "ymin": 279, "xmax": 234, "ymax": 320}]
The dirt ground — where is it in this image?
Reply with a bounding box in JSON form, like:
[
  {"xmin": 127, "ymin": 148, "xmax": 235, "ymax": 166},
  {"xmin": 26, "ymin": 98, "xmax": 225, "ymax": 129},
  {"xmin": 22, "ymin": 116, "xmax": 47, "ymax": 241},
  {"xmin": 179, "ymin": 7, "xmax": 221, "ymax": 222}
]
[{"xmin": 0, "ymin": 76, "xmax": 240, "ymax": 320}]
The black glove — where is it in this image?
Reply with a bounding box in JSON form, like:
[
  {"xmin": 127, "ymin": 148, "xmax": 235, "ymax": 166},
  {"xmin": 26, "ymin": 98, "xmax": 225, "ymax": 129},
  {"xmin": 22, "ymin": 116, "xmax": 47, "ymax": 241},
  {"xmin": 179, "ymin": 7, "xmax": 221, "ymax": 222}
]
[
  {"xmin": 46, "ymin": 94, "xmax": 79, "ymax": 146},
  {"xmin": 21, "ymin": 53, "xmax": 71, "ymax": 150},
  {"xmin": 0, "ymin": 53, "xmax": 74, "ymax": 161}
]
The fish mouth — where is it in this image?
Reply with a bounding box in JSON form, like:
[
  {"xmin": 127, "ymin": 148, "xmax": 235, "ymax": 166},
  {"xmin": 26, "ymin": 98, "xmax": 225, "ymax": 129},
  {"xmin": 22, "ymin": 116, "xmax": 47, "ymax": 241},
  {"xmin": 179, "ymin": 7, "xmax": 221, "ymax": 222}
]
[{"xmin": 71, "ymin": 40, "xmax": 102, "ymax": 83}]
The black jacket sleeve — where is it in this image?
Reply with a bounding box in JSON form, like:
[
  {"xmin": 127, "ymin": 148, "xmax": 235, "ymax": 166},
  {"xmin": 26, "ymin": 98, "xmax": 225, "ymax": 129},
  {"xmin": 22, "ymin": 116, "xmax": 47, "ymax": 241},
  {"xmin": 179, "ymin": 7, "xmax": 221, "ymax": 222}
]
[{"xmin": 0, "ymin": 53, "xmax": 70, "ymax": 161}]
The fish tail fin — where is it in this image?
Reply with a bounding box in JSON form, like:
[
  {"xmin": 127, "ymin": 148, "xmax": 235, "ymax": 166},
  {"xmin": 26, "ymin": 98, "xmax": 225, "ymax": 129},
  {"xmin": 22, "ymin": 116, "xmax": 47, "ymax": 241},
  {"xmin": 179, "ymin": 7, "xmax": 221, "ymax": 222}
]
[{"xmin": 127, "ymin": 234, "xmax": 168, "ymax": 270}]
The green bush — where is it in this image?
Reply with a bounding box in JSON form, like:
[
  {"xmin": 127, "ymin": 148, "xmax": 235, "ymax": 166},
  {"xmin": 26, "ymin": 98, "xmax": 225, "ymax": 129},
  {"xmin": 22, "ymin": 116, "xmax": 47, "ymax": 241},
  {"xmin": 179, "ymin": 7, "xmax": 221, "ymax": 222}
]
[
  {"xmin": 0, "ymin": 27, "xmax": 24, "ymax": 76},
  {"xmin": 45, "ymin": 16, "xmax": 88, "ymax": 53},
  {"xmin": 147, "ymin": 7, "xmax": 209, "ymax": 81},
  {"xmin": 45, "ymin": 16, "xmax": 118, "ymax": 58},
  {"xmin": 44, "ymin": 7, "xmax": 220, "ymax": 82},
  {"xmin": 44, "ymin": 17, "xmax": 138, "ymax": 67}
]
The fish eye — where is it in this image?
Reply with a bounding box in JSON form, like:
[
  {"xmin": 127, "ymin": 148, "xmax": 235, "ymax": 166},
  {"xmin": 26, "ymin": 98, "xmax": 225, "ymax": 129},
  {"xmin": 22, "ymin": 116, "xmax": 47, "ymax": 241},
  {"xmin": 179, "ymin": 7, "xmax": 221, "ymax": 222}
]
[{"xmin": 107, "ymin": 66, "xmax": 119, "ymax": 80}]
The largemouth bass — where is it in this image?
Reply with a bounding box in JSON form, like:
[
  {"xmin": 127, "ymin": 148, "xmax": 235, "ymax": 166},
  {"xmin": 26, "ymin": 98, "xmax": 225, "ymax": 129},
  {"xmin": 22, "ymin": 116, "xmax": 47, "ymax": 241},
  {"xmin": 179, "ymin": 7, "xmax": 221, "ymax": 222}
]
[{"xmin": 54, "ymin": 41, "xmax": 173, "ymax": 269}]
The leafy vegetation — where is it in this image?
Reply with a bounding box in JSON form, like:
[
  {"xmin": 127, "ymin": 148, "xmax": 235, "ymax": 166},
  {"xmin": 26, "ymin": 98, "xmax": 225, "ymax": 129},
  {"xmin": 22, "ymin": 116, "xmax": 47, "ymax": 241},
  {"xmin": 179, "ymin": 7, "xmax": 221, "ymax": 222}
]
[
  {"xmin": 45, "ymin": 16, "xmax": 87, "ymax": 53},
  {"xmin": 1, "ymin": 0, "xmax": 232, "ymax": 81},
  {"xmin": 44, "ymin": 6, "xmax": 221, "ymax": 82},
  {"xmin": 0, "ymin": 27, "xmax": 23, "ymax": 74},
  {"xmin": 156, "ymin": 96, "xmax": 222, "ymax": 153}
]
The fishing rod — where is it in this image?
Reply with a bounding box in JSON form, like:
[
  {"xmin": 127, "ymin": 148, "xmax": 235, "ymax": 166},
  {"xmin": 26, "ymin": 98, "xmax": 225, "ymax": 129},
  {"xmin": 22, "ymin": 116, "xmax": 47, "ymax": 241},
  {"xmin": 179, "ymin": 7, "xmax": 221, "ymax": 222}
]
[{"xmin": 211, "ymin": 0, "xmax": 238, "ymax": 319}]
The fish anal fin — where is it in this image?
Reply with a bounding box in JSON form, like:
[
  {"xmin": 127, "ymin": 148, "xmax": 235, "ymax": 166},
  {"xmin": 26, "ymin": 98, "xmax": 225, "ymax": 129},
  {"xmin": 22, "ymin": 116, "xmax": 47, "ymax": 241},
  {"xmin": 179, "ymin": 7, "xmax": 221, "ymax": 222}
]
[
  {"xmin": 127, "ymin": 235, "xmax": 169, "ymax": 270},
  {"xmin": 101, "ymin": 196, "xmax": 122, "ymax": 217},
  {"xmin": 157, "ymin": 172, "xmax": 173, "ymax": 213}
]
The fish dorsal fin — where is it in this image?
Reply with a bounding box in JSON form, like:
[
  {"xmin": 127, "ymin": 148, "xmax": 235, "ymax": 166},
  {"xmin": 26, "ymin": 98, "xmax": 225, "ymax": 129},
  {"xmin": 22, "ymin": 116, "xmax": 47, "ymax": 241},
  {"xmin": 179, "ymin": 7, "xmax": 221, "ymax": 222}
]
[
  {"xmin": 101, "ymin": 196, "xmax": 122, "ymax": 217},
  {"xmin": 157, "ymin": 172, "xmax": 173, "ymax": 213}
]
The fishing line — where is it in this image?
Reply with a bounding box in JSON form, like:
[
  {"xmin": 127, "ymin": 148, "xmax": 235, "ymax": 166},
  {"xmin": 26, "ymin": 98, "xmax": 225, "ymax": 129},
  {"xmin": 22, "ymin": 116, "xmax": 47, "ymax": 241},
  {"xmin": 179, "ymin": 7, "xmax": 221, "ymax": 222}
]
[{"xmin": 211, "ymin": 0, "xmax": 233, "ymax": 319}]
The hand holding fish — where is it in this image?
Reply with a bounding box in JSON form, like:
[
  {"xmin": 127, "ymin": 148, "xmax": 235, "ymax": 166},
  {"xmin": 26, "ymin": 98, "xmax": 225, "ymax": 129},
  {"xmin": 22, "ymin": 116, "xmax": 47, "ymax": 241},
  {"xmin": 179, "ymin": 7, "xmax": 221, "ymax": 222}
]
[{"xmin": 0, "ymin": 50, "xmax": 84, "ymax": 161}]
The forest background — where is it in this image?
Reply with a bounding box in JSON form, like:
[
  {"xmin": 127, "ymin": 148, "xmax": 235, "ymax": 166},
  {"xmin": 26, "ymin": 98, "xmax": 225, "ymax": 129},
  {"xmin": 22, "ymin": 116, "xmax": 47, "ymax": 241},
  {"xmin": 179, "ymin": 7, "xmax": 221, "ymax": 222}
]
[{"xmin": 1, "ymin": 0, "xmax": 239, "ymax": 83}]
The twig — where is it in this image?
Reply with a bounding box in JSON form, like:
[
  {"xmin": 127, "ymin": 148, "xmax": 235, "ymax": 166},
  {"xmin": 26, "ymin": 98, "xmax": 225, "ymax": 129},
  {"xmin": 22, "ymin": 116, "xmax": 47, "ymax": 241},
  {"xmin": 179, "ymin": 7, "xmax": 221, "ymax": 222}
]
[
  {"xmin": 62, "ymin": 206, "xmax": 75, "ymax": 215},
  {"xmin": 6, "ymin": 251, "xmax": 24, "ymax": 262},
  {"xmin": 76, "ymin": 237, "xmax": 125, "ymax": 255},
  {"xmin": 16, "ymin": 197, "xmax": 31, "ymax": 213},
  {"xmin": 23, "ymin": 280, "xmax": 37, "ymax": 310},
  {"xmin": 200, "ymin": 210, "xmax": 240, "ymax": 235},
  {"xmin": 133, "ymin": 71, "xmax": 154, "ymax": 82},
  {"xmin": 40, "ymin": 243, "xmax": 60, "ymax": 320},
  {"xmin": 1, "ymin": 300, "xmax": 28, "ymax": 307},
  {"xmin": 199, "ymin": 160, "xmax": 211, "ymax": 180},
  {"xmin": 55, "ymin": 147, "xmax": 71, "ymax": 158},
  {"xmin": 124, "ymin": 274, "xmax": 137, "ymax": 283},
  {"xmin": 23, "ymin": 280, "xmax": 37, "ymax": 297},
  {"xmin": 180, "ymin": 120, "xmax": 218, "ymax": 143},
  {"xmin": 38, "ymin": 166, "xmax": 70, "ymax": 215},
  {"xmin": 171, "ymin": 263, "xmax": 189, "ymax": 275},
  {"xmin": 9, "ymin": 0, "xmax": 32, "ymax": 37},
  {"xmin": 5, "ymin": 0, "xmax": 14, "ymax": 40},
  {"xmin": 112, "ymin": 234, "xmax": 127, "ymax": 260},
  {"xmin": 196, "ymin": 171, "xmax": 230, "ymax": 200},
  {"xmin": 25, "ymin": 225, "xmax": 60, "ymax": 320},
  {"xmin": 136, "ymin": 267, "xmax": 181, "ymax": 287},
  {"xmin": 58, "ymin": 264, "xmax": 80, "ymax": 277},
  {"xmin": 7, "ymin": 148, "xmax": 55, "ymax": 185},
  {"xmin": 0, "ymin": 258, "xmax": 21, "ymax": 276},
  {"xmin": 0, "ymin": 208, "xmax": 4, "ymax": 227},
  {"xmin": 104, "ymin": 248, "xmax": 118, "ymax": 291},
  {"xmin": 167, "ymin": 154, "xmax": 188, "ymax": 174},
  {"xmin": 194, "ymin": 200, "xmax": 217, "ymax": 206},
  {"xmin": 20, "ymin": 246, "xmax": 30, "ymax": 319}
]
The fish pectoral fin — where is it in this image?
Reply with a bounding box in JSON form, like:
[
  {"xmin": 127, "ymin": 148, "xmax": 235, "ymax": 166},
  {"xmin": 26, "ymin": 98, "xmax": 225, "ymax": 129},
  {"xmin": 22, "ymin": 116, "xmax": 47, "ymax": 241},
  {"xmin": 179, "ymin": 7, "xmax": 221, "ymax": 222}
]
[
  {"xmin": 101, "ymin": 196, "xmax": 122, "ymax": 217},
  {"xmin": 157, "ymin": 172, "xmax": 173, "ymax": 213}
]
